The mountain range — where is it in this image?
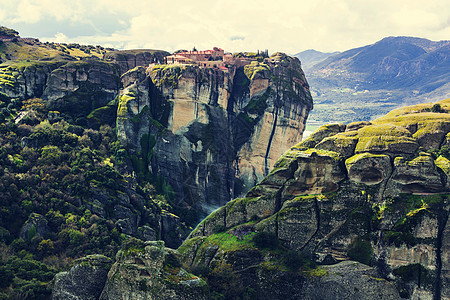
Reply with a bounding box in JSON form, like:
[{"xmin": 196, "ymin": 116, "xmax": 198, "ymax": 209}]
[{"xmin": 295, "ymin": 36, "xmax": 450, "ymax": 123}]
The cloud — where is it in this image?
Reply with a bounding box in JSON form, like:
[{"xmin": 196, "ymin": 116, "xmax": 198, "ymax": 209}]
[
  {"xmin": 0, "ymin": 0, "xmax": 449, "ymax": 53},
  {"xmin": 46, "ymin": 32, "xmax": 70, "ymax": 44}
]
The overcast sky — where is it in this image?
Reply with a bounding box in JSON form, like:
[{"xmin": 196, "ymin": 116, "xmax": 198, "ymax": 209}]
[{"xmin": 1, "ymin": 0, "xmax": 449, "ymax": 54}]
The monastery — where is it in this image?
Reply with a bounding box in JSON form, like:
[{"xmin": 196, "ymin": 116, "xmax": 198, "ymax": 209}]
[{"xmin": 165, "ymin": 47, "xmax": 234, "ymax": 69}]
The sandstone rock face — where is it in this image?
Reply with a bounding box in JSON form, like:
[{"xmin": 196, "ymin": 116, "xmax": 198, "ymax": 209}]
[
  {"xmin": 52, "ymin": 255, "xmax": 112, "ymax": 300},
  {"xmin": 179, "ymin": 99, "xmax": 450, "ymax": 299},
  {"xmin": 116, "ymin": 53, "xmax": 313, "ymax": 217},
  {"xmin": 99, "ymin": 241, "xmax": 208, "ymax": 300}
]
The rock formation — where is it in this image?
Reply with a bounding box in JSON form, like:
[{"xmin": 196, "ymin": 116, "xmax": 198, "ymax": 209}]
[
  {"xmin": 104, "ymin": 50, "xmax": 170, "ymax": 75},
  {"xmin": 99, "ymin": 240, "xmax": 208, "ymax": 300},
  {"xmin": 116, "ymin": 53, "xmax": 313, "ymax": 218},
  {"xmin": 1, "ymin": 51, "xmax": 312, "ymax": 245},
  {"xmin": 52, "ymin": 255, "xmax": 112, "ymax": 300},
  {"xmin": 178, "ymin": 99, "xmax": 450, "ymax": 299},
  {"xmin": 50, "ymin": 100, "xmax": 450, "ymax": 300}
]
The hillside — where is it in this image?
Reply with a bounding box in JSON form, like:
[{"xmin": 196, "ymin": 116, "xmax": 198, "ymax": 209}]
[
  {"xmin": 302, "ymin": 36, "xmax": 450, "ymax": 123},
  {"xmin": 293, "ymin": 49, "xmax": 340, "ymax": 72}
]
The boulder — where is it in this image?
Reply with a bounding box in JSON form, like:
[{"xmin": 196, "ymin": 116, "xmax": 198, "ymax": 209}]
[
  {"xmin": 20, "ymin": 213, "xmax": 50, "ymax": 240},
  {"xmin": 99, "ymin": 241, "xmax": 208, "ymax": 300},
  {"xmin": 52, "ymin": 255, "xmax": 112, "ymax": 300},
  {"xmin": 303, "ymin": 261, "xmax": 401, "ymax": 300}
]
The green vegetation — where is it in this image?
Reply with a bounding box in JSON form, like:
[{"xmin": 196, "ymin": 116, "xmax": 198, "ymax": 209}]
[
  {"xmin": 0, "ymin": 26, "xmax": 19, "ymax": 38},
  {"xmin": 150, "ymin": 64, "xmax": 187, "ymax": 88},
  {"xmin": 347, "ymin": 237, "xmax": 373, "ymax": 265},
  {"xmin": 301, "ymin": 148, "xmax": 342, "ymax": 160},
  {"xmin": 244, "ymin": 61, "xmax": 270, "ymax": 81},
  {"xmin": 0, "ymin": 56, "xmax": 179, "ymax": 298}
]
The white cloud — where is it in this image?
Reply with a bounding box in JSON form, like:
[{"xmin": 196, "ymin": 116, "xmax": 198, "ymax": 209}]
[
  {"xmin": 0, "ymin": 0, "xmax": 449, "ymax": 53},
  {"xmin": 46, "ymin": 32, "xmax": 70, "ymax": 43}
]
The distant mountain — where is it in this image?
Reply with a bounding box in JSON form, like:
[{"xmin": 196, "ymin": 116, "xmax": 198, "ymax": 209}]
[
  {"xmin": 293, "ymin": 49, "xmax": 340, "ymax": 71},
  {"xmin": 304, "ymin": 36, "xmax": 450, "ymax": 123}
]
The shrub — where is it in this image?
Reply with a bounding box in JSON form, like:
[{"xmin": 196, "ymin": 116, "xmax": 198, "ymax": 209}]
[
  {"xmin": 282, "ymin": 250, "xmax": 315, "ymax": 271},
  {"xmin": 252, "ymin": 231, "xmax": 279, "ymax": 249},
  {"xmin": 347, "ymin": 237, "xmax": 373, "ymax": 265},
  {"xmin": 190, "ymin": 264, "xmax": 210, "ymax": 278},
  {"xmin": 430, "ymin": 103, "xmax": 445, "ymax": 113}
]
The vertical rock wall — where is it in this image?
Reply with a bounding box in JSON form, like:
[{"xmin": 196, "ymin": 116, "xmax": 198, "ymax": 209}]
[{"xmin": 116, "ymin": 53, "xmax": 313, "ymax": 218}]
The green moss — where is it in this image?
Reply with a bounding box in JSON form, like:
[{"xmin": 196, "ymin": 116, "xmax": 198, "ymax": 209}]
[
  {"xmin": 150, "ymin": 64, "xmax": 188, "ymax": 88},
  {"xmin": 225, "ymin": 197, "xmax": 259, "ymax": 217},
  {"xmin": 303, "ymin": 266, "xmax": 328, "ymax": 278},
  {"xmin": 117, "ymin": 91, "xmax": 136, "ymax": 118},
  {"xmin": 375, "ymin": 111, "xmax": 450, "ymax": 127},
  {"xmin": 345, "ymin": 152, "xmax": 388, "ymax": 166},
  {"xmin": 413, "ymin": 121, "xmax": 450, "ymax": 139},
  {"xmin": 318, "ymin": 133, "xmax": 358, "ymax": 148},
  {"xmin": 300, "ymin": 148, "xmax": 342, "ymax": 160},
  {"xmin": 243, "ymin": 61, "xmax": 270, "ymax": 81},
  {"xmin": 299, "ymin": 123, "xmax": 345, "ymax": 148},
  {"xmin": 435, "ymin": 156, "xmax": 450, "ymax": 174},
  {"xmin": 357, "ymin": 124, "xmax": 412, "ymax": 138},
  {"xmin": 355, "ymin": 136, "xmax": 417, "ymax": 153},
  {"xmin": 199, "ymin": 231, "xmax": 256, "ymax": 253}
]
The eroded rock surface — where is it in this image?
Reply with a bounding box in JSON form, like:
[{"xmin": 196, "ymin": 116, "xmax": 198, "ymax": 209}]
[
  {"xmin": 52, "ymin": 255, "xmax": 112, "ymax": 300},
  {"xmin": 99, "ymin": 241, "xmax": 208, "ymax": 300},
  {"xmin": 116, "ymin": 53, "xmax": 313, "ymax": 217},
  {"xmin": 179, "ymin": 99, "xmax": 450, "ymax": 299}
]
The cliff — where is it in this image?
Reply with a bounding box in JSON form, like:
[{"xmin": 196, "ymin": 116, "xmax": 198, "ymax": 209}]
[
  {"xmin": 50, "ymin": 99, "xmax": 450, "ymax": 299},
  {"xmin": 116, "ymin": 53, "xmax": 313, "ymax": 228},
  {"xmin": 178, "ymin": 99, "xmax": 450, "ymax": 299},
  {"xmin": 104, "ymin": 49, "xmax": 170, "ymax": 75},
  {"xmin": 52, "ymin": 241, "xmax": 208, "ymax": 300}
]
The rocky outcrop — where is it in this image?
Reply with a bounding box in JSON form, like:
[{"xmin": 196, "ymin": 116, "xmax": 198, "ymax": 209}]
[
  {"xmin": 116, "ymin": 53, "xmax": 313, "ymax": 220},
  {"xmin": 0, "ymin": 59, "xmax": 121, "ymax": 122},
  {"xmin": 0, "ymin": 61, "xmax": 65, "ymax": 99},
  {"xmin": 104, "ymin": 50, "xmax": 170, "ymax": 75},
  {"xmin": 52, "ymin": 241, "xmax": 208, "ymax": 300},
  {"xmin": 52, "ymin": 255, "xmax": 112, "ymax": 300},
  {"xmin": 99, "ymin": 240, "xmax": 208, "ymax": 300},
  {"xmin": 42, "ymin": 60, "xmax": 121, "ymax": 119},
  {"xmin": 302, "ymin": 261, "xmax": 401, "ymax": 300},
  {"xmin": 20, "ymin": 213, "xmax": 50, "ymax": 240},
  {"xmin": 179, "ymin": 99, "xmax": 450, "ymax": 299}
]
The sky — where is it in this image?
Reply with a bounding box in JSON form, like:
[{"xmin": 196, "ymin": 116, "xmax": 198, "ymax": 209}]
[{"xmin": 0, "ymin": 0, "xmax": 449, "ymax": 54}]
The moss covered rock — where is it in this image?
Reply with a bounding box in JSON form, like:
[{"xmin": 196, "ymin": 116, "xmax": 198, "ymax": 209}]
[
  {"xmin": 52, "ymin": 255, "xmax": 112, "ymax": 300},
  {"xmin": 99, "ymin": 241, "xmax": 208, "ymax": 300},
  {"xmin": 346, "ymin": 152, "xmax": 392, "ymax": 185}
]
